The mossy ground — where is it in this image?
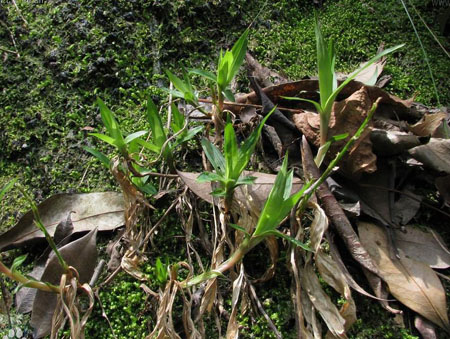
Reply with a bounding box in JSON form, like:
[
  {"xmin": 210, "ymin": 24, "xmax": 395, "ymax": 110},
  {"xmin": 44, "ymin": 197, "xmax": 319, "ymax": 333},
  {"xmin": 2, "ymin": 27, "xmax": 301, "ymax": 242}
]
[{"xmin": 1, "ymin": 0, "xmax": 449, "ymax": 337}]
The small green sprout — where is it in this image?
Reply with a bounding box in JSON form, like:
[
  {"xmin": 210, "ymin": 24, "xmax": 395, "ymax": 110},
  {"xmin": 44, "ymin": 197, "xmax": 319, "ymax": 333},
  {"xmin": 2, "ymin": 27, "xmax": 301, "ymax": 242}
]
[
  {"xmin": 284, "ymin": 15, "xmax": 404, "ymax": 165},
  {"xmin": 197, "ymin": 108, "xmax": 274, "ymax": 210}
]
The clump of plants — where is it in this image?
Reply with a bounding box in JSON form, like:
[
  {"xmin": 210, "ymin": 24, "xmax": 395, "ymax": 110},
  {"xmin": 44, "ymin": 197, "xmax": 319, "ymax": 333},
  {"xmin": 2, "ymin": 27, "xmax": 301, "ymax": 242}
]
[{"xmin": 1, "ymin": 9, "xmax": 449, "ymax": 339}]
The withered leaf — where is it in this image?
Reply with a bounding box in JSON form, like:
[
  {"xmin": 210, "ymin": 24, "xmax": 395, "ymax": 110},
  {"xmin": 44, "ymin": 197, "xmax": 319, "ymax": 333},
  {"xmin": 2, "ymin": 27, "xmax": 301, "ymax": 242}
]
[
  {"xmin": 409, "ymin": 112, "xmax": 448, "ymax": 138},
  {"xmin": 395, "ymin": 226, "xmax": 450, "ymax": 269},
  {"xmin": 300, "ymin": 263, "xmax": 346, "ymax": 337},
  {"xmin": 0, "ymin": 192, "xmax": 125, "ymax": 250},
  {"xmin": 408, "ymin": 139, "xmax": 450, "ymax": 174},
  {"xmin": 30, "ymin": 228, "xmax": 98, "ymax": 338},
  {"xmin": 178, "ymin": 171, "xmax": 303, "ymax": 213},
  {"xmin": 358, "ymin": 222, "xmax": 450, "ymax": 330}
]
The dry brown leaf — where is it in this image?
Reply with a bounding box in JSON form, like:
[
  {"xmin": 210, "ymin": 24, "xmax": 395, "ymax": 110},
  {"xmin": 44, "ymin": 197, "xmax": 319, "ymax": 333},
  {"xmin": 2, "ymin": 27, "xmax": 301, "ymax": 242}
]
[
  {"xmin": 0, "ymin": 192, "xmax": 125, "ymax": 250},
  {"xmin": 309, "ymin": 202, "xmax": 328, "ymax": 254},
  {"xmin": 370, "ymin": 130, "xmax": 428, "ymax": 156},
  {"xmin": 294, "ymin": 87, "xmax": 377, "ymax": 175},
  {"xmin": 358, "ymin": 222, "xmax": 450, "ymax": 330},
  {"xmin": 317, "ymin": 250, "xmax": 357, "ymax": 334},
  {"xmin": 301, "ymin": 262, "xmax": 346, "ymax": 338},
  {"xmin": 408, "ymin": 139, "xmax": 450, "ymax": 174},
  {"xmin": 226, "ymin": 265, "xmax": 245, "ymax": 339},
  {"xmin": 409, "ymin": 112, "xmax": 448, "ymax": 138},
  {"xmin": 435, "ymin": 175, "xmax": 450, "ymax": 207},
  {"xmin": 30, "ymin": 228, "xmax": 98, "ymax": 338},
  {"xmin": 178, "ymin": 171, "xmax": 303, "ymax": 213},
  {"xmin": 395, "ymin": 226, "xmax": 450, "ymax": 269}
]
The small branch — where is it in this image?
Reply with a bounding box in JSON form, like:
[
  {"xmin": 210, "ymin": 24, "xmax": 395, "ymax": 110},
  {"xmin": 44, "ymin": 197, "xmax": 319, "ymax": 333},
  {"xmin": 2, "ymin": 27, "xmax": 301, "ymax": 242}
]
[
  {"xmin": 12, "ymin": 0, "xmax": 29, "ymax": 27},
  {"xmin": 0, "ymin": 45, "xmax": 19, "ymax": 57},
  {"xmin": 198, "ymin": 98, "xmax": 304, "ymax": 114}
]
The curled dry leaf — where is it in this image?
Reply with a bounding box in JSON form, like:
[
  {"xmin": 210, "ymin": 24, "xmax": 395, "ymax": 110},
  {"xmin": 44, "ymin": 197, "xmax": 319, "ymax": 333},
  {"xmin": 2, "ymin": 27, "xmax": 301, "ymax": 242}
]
[
  {"xmin": 408, "ymin": 139, "xmax": 450, "ymax": 174},
  {"xmin": 358, "ymin": 222, "xmax": 450, "ymax": 330},
  {"xmin": 0, "ymin": 192, "xmax": 125, "ymax": 251},
  {"xmin": 309, "ymin": 202, "xmax": 328, "ymax": 254},
  {"xmin": 300, "ymin": 262, "xmax": 346, "ymax": 338},
  {"xmin": 30, "ymin": 228, "xmax": 98, "ymax": 338},
  {"xmin": 17, "ymin": 212, "xmax": 75, "ymax": 314},
  {"xmin": 294, "ymin": 87, "xmax": 377, "ymax": 175},
  {"xmin": 409, "ymin": 112, "xmax": 448, "ymax": 138},
  {"xmin": 226, "ymin": 264, "xmax": 245, "ymax": 339},
  {"xmin": 316, "ymin": 250, "xmax": 357, "ymax": 335}
]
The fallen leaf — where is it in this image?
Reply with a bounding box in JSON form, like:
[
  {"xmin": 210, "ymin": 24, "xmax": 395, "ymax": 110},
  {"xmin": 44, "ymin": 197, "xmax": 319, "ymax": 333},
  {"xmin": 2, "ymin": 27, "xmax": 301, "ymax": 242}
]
[
  {"xmin": 16, "ymin": 212, "xmax": 76, "ymax": 313},
  {"xmin": 317, "ymin": 250, "xmax": 357, "ymax": 335},
  {"xmin": 358, "ymin": 222, "xmax": 450, "ymax": 330},
  {"xmin": 178, "ymin": 171, "xmax": 303, "ymax": 213},
  {"xmin": 294, "ymin": 87, "xmax": 377, "ymax": 175},
  {"xmin": 0, "ymin": 192, "xmax": 125, "ymax": 250},
  {"xmin": 409, "ymin": 112, "xmax": 447, "ymax": 138},
  {"xmin": 394, "ymin": 226, "xmax": 450, "ymax": 269},
  {"xmin": 300, "ymin": 262, "xmax": 346, "ymax": 338},
  {"xmin": 353, "ymin": 58, "xmax": 386, "ymax": 86},
  {"xmin": 435, "ymin": 175, "xmax": 450, "ymax": 207},
  {"xmin": 309, "ymin": 202, "xmax": 328, "ymax": 254},
  {"xmin": 408, "ymin": 139, "xmax": 450, "ymax": 174},
  {"xmin": 370, "ymin": 129, "xmax": 429, "ymax": 156},
  {"xmin": 30, "ymin": 228, "xmax": 98, "ymax": 338}
]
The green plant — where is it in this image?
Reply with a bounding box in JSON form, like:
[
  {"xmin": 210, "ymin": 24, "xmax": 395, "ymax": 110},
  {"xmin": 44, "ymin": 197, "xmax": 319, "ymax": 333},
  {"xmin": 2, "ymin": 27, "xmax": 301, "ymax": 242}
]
[
  {"xmin": 197, "ymin": 108, "xmax": 273, "ymax": 212},
  {"xmin": 184, "ymin": 101, "xmax": 378, "ymax": 288},
  {"xmin": 284, "ymin": 15, "xmax": 403, "ymax": 165}
]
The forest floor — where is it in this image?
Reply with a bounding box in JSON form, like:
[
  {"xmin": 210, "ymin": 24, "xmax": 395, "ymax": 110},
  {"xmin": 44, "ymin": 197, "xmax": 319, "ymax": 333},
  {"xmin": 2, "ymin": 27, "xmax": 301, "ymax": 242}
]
[{"xmin": 0, "ymin": 0, "xmax": 449, "ymax": 338}]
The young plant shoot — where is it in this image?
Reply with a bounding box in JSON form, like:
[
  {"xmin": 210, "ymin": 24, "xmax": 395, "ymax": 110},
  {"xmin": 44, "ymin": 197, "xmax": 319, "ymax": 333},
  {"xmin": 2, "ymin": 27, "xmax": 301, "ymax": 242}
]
[
  {"xmin": 284, "ymin": 15, "xmax": 404, "ymax": 165},
  {"xmin": 197, "ymin": 107, "xmax": 274, "ymax": 212}
]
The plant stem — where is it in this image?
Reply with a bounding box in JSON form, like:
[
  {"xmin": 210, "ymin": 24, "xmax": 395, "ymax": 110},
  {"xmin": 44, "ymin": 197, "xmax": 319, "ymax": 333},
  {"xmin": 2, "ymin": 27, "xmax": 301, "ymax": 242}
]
[
  {"xmin": 17, "ymin": 186, "xmax": 69, "ymax": 272},
  {"xmin": 0, "ymin": 260, "xmax": 59, "ymax": 293},
  {"xmin": 183, "ymin": 236, "xmax": 262, "ymax": 288}
]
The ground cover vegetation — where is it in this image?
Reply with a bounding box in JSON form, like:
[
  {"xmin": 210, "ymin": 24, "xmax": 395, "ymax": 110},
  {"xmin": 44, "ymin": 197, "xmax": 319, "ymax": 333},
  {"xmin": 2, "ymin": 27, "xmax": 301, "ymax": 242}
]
[{"xmin": 0, "ymin": 0, "xmax": 449, "ymax": 338}]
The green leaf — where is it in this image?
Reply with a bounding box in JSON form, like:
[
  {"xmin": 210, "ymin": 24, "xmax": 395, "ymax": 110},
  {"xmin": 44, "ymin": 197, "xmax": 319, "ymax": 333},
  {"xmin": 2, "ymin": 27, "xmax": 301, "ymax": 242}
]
[
  {"xmin": 235, "ymin": 176, "xmax": 256, "ymax": 186},
  {"xmin": 315, "ymin": 14, "xmax": 336, "ymax": 109},
  {"xmin": 224, "ymin": 121, "xmax": 239, "ymax": 179},
  {"xmin": 166, "ymin": 69, "xmax": 189, "ymax": 94},
  {"xmin": 96, "ymin": 98, "xmax": 114, "ymax": 135},
  {"xmin": 132, "ymin": 178, "xmax": 157, "ymax": 195},
  {"xmin": 197, "ymin": 171, "xmax": 224, "ymax": 183},
  {"xmin": 234, "ymin": 107, "xmax": 275, "ymax": 176},
  {"xmin": 174, "ymin": 126, "xmax": 204, "ymax": 147},
  {"xmin": 96, "ymin": 98, "xmax": 124, "ymax": 147},
  {"xmin": 228, "ymin": 29, "xmax": 249, "ymax": 86},
  {"xmin": 189, "ymin": 68, "xmax": 216, "ymax": 82},
  {"xmin": 222, "ymin": 88, "xmax": 235, "ymax": 102},
  {"xmin": 211, "ymin": 188, "xmax": 227, "ymax": 197},
  {"xmin": 83, "ymin": 146, "xmax": 110, "ymax": 168},
  {"xmin": 11, "ymin": 254, "xmax": 28, "ymax": 272},
  {"xmin": 201, "ymin": 138, "xmax": 226, "ymax": 175},
  {"xmin": 323, "ymin": 43, "xmax": 404, "ymax": 115},
  {"xmin": 155, "ymin": 258, "xmax": 168, "ymax": 285},
  {"xmin": 171, "ymin": 103, "xmax": 185, "ymax": 133},
  {"xmin": 0, "ymin": 178, "xmax": 17, "ymax": 201},
  {"xmin": 135, "ymin": 138, "xmax": 161, "ymax": 153},
  {"xmin": 125, "ymin": 130, "xmax": 148, "ymax": 144},
  {"xmin": 89, "ymin": 133, "xmax": 117, "ymax": 146},
  {"xmin": 262, "ymin": 230, "xmax": 312, "ymax": 251},
  {"xmin": 281, "ymin": 96, "xmax": 323, "ymax": 114},
  {"xmin": 146, "ymin": 97, "xmax": 167, "ymax": 149},
  {"xmin": 229, "ymin": 224, "xmax": 250, "ymax": 237}
]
